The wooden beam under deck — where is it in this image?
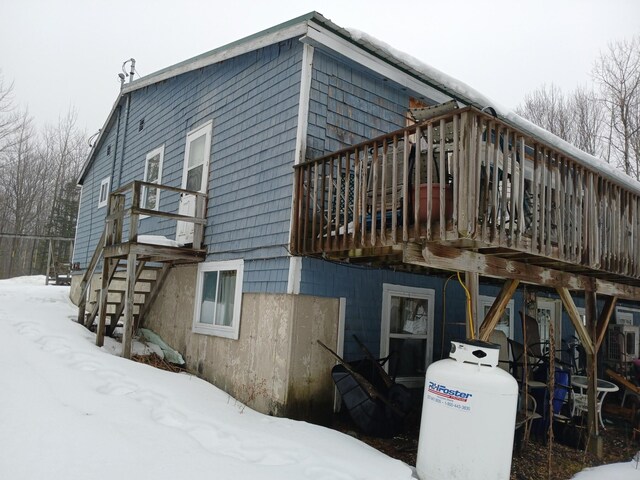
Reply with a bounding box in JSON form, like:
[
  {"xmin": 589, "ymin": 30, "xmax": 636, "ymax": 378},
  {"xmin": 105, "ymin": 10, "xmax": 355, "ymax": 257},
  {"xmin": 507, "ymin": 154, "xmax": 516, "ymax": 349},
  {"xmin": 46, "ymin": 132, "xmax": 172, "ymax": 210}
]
[{"xmin": 404, "ymin": 242, "xmax": 640, "ymax": 301}]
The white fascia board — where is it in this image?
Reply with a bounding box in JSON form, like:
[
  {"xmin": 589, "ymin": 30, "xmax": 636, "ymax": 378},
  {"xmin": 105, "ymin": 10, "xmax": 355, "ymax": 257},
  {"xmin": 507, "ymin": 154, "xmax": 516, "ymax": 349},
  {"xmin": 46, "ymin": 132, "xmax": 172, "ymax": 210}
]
[
  {"xmin": 77, "ymin": 93, "xmax": 124, "ymax": 185},
  {"xmin": 122, "ymin": 23, "xmax": 309, "ymax": 95},
  {"xmin": 302, "ymin": 25, "xmax": 452, "ymax": 105}
]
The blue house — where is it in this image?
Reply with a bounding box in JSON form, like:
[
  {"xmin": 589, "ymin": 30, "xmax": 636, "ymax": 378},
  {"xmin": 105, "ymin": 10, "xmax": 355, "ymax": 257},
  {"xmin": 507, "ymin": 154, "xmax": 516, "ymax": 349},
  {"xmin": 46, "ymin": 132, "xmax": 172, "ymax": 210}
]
[{"xmin": 72, "ymin": 12, "xmax": 640, "ymax": 423}]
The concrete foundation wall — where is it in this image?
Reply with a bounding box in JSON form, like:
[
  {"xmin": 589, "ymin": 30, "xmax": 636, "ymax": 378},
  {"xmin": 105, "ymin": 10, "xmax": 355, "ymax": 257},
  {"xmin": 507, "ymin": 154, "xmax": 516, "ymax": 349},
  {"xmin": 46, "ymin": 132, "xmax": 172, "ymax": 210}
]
[{"xmin": 143, "ymin": 265, "xmax": 339, "ymax": 422}]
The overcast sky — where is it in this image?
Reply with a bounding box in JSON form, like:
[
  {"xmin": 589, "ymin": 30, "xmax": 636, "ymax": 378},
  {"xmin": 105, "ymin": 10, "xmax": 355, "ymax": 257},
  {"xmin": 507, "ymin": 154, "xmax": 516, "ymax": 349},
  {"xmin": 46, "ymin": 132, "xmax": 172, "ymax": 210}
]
[{"xmin": 2, "ymin": 0, "xmax": 639, "ymax": 137}]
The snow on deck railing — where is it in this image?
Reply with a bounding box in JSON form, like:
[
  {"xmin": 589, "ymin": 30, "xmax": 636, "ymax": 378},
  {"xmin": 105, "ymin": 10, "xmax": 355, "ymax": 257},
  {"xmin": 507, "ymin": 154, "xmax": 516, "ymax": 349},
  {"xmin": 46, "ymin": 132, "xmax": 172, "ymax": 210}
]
[{"xmin": 292, "ymin": 107, "xmax": 640, "ymax": 281}]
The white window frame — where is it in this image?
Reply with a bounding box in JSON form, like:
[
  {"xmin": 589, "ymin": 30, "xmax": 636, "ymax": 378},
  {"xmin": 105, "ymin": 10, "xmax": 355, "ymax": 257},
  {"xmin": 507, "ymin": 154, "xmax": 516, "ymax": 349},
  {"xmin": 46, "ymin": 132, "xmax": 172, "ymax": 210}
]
[
  {"xmin": 537, "ymin": 298, "xmax": 562, "ymax": 347},
  {"xmin": 192, "ymin": 259, "xmax": 244, "ymax": 339},
  {"xmin": 616, "ymin": 306, "xmax": 638, "ymax": 326},
  {"xmin": 380, "ymin": 283, "xmax": 435, "ymax": 388},
  {"xmin": 479, "ymin": 295, "xmax": 515, "ymax": 339},
  {"xmin": 98, "ymin": 177, "xmax": 110, "ymax": 209},
  {"xmin": 141, "ymin": 145, "xmax": 165, "ymax": 217}
]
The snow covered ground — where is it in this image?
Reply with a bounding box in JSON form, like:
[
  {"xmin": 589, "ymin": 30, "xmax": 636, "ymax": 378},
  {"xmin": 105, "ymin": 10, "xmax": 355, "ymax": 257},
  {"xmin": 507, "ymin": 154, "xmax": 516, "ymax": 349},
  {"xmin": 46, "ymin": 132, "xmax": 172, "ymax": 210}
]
[
  {"xmin": 0, "ymin": 276, "xmax": 637, "ymax": 479},
  {"xmin": 0, "ymin": 276, "xmax": 414, "ymax": 480}
]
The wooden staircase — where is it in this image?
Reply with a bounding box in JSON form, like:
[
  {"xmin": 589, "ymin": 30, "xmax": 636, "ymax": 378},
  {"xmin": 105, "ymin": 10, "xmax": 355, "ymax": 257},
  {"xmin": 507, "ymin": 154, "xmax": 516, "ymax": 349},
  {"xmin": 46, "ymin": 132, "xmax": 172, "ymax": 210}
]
[
  {"xmin": 83, "ymin": 264, "xmax": 170, "ymax": 337},
  {"xmin": 76, "ymin": 180, "xmax": 207, "ymax": 358}
]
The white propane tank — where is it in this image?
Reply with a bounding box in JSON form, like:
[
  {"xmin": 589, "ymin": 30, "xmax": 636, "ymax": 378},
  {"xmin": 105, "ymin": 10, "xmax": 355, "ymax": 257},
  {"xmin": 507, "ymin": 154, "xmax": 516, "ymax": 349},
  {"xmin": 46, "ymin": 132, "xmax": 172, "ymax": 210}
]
[{"xmin": 416, "ymin": 339, "xmax": 518, "ymax": 480}]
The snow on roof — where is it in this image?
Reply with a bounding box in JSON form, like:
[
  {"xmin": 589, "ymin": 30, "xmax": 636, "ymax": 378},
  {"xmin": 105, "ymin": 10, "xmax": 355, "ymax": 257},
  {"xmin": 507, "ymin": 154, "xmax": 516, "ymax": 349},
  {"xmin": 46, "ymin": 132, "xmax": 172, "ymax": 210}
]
[{"xmin": 345, "ymin": 27, "xmax": 640, "ymax": 196}]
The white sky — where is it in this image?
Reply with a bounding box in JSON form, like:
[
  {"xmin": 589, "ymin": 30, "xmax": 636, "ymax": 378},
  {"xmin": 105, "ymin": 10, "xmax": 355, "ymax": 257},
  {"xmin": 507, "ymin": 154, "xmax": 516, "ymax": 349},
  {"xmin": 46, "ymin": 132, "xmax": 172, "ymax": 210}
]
[{"xmin": 2, "ymin": 0, "xmax": 639, "ymax": 136}]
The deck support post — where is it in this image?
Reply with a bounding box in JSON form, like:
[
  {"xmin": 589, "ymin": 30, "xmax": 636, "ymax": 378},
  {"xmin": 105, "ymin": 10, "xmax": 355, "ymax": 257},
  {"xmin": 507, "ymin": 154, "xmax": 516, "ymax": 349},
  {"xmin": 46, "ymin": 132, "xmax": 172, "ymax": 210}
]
[
  {"xmin": 585, "ymin": 288, "xmax": 603, "ymax": 457},
  {"xmin": 465, "ymin": 271, "xmax": 479, "ymax": 339},
  {"xmin": 121, "ymin": 252, "xmax": 137, "ymax": 359},
  {"xmin": 45, "ymin": 239, "xmax": 53, "ymax": 285},
  {"xmin": 557, "ymin": 286, "xmax": 601, "ymax": 456}
]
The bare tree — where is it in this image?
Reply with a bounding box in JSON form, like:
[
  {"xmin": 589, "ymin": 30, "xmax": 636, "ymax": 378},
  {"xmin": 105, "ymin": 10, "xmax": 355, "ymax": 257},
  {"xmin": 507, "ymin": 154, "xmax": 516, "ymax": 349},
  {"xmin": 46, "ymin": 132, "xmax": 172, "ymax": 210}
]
[
  {"xmin": 569, "ymin": 86, "xmax": 605, "ymax": 157},
  {"xmin": 516, "ymin": 83, "xmax": 573, "ymax": 141},
  {"xmin": 593, "ymin": 35, "xmax": 640, "ymax": 178},
  {"xmin": 0, "ymin": 71, "xmax": 19, "ymax": 154}
]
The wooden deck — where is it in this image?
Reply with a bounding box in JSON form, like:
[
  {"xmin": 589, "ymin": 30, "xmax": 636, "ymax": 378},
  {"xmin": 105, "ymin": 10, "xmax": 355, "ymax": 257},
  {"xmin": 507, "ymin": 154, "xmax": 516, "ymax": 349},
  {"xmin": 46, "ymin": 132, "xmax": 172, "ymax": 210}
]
[{"xmin": 292, "ymin": 106, "xmax": 640, "ymax": 296}]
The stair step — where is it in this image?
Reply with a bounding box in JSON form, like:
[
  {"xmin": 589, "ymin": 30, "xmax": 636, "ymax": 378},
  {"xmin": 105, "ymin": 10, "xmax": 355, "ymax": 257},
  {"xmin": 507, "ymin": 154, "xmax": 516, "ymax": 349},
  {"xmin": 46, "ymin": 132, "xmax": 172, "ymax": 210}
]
[
  {"xmin": 104, "ymin": 300, "xmax": 144, "ymax": 306},
  {"xmin": 94, "ymin": 288, "xmax": 149, "ymax": 294},
  {"xmin": 110, "ymin": 275, "xmax": 155, "ymax": 283}
]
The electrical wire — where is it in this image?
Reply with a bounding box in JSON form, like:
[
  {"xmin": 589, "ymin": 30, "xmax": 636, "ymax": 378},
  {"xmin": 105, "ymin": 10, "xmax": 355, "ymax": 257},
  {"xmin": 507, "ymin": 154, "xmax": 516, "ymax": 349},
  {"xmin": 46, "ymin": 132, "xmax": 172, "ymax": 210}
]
[
  {"xmin": 440, "ymin": 274, "xmax": 456, "ymax": 358},
  {"xmin": 456, "ymin": 271, "xmax": 475, "ymax": 340}
]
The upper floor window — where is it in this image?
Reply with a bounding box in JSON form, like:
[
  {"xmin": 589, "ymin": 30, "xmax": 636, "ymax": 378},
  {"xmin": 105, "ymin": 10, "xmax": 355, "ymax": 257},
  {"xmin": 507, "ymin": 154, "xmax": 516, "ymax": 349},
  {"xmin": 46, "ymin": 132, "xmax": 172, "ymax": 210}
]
[
  {"xmin": 98, "ymin": 177, "xmax": 110, "ymax": 208},
  {"xmin": 142, "ymin": 145, "xmax": 164, "ymax": 212}
]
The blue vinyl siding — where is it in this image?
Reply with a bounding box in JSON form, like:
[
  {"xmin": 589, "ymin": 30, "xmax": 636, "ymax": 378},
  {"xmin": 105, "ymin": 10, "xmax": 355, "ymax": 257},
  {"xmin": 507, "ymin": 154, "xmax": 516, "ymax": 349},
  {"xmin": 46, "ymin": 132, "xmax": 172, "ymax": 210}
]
[
  {"xmin": 300, "ymin": 256, "xmax": 640, "ymax": 364},
  {"xmin": 299, "ymin": 257, "xmax": 529, "ymax": 362},
  {"xmin": 74, "ymin": 40, "xmax": 302, "ymax": 294}
]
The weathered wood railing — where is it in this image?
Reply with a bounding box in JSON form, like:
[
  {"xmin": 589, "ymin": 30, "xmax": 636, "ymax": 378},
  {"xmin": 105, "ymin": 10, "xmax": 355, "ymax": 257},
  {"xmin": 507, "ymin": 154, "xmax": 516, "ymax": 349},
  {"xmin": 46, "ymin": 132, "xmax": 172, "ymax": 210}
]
[
  {"xmin": 106, "ymin": 180, "xmax": 207, "ymax": 250},
  {"xmin": 292, "ymin": 106, "xmax": 640, "ymax": 281}
]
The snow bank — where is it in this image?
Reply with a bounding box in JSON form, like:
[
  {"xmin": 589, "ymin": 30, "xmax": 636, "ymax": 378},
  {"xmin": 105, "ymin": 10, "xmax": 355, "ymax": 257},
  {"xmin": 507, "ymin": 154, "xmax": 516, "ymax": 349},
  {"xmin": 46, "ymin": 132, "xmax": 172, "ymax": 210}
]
[
  {"xmin": 0, "ymin": 278, "xmax": 414, "ymax": 480},
  {"xmin": 571, "ymin": 454, "xmax": 640, "ymax": 479}
]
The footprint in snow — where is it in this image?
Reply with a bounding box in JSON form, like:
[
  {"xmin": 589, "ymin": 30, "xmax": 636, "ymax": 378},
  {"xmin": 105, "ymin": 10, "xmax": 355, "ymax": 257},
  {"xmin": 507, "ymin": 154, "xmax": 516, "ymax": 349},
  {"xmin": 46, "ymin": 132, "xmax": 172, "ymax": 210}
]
[
  {"xmin": 13, "ymin": 322, "xmax": 42, "ymax": 338},
  {"xmin": 96, "ymin": 381, "xmax": 138, "ymax": 396},
  {"xmin": 304, "ymin": 466, "xmax": 357, "ymax": 480},
  {"xmin": 243, "ymin": 448, "xmax": 300, "ymax": 466},
  {"xmin": 131, "ymin": 390, "xmax": 165, "ymax": 408},
  {"xmin": 36, "ymin": 336, "xmax": 72, "ymax": 357},
  {"xmin": 151, "ymin": 407, "xmax": 188, "ymax": 428}
]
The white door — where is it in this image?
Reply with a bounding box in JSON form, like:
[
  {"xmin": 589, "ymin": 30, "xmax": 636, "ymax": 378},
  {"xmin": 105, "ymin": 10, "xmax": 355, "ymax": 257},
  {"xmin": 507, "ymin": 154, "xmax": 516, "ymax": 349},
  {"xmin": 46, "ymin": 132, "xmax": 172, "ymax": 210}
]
[
  {"xmin": 380, "ymin": 284, "xmax": 435, "ymax": 388},
  {"xmin": 177, "ymin": 121, "xmax": 212, "ymax": 245}
]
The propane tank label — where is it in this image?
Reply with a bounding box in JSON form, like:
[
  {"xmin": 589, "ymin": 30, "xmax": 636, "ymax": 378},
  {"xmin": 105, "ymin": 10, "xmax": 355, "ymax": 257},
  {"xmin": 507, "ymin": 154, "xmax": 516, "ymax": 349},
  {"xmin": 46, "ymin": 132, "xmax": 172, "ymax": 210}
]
[{"xmin": 426, "ymin": 382, "xmax": 472, "ymax": 412}]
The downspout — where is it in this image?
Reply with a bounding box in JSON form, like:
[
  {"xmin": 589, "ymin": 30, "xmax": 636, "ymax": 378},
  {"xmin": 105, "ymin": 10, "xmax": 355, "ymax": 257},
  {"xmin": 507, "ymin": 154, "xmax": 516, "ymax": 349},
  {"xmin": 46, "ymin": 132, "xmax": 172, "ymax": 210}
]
[{"xmin": 111, "ymin": 103, "xmax": 122, "ymax": 186}]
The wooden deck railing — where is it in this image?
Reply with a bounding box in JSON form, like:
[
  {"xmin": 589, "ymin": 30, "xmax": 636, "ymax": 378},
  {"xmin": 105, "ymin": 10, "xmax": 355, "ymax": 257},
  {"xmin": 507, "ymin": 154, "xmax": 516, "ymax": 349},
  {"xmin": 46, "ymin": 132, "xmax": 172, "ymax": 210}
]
[
  {"xmin": 106, "ymin": 180, "xmax": 207, "ymax": 249},
  {"xmin": 292, "ymin": 106, "xmax": 640, "ymax": 281}
]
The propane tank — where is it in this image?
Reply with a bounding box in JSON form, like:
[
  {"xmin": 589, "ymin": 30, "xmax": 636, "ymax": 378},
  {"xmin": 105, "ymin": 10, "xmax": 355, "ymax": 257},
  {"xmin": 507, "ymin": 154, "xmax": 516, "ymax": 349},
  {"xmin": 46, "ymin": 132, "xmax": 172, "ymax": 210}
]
[{"xmin": 416, "ymin": 339, "xmax": 518, "ymax": 480}]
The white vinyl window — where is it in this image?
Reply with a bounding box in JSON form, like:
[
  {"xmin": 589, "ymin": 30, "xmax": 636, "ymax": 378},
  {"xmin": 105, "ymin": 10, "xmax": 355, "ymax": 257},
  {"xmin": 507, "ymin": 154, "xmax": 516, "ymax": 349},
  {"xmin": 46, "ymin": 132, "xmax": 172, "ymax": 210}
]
[
  {"xmin": 479, "ymin": 295, "xmax": 515, "ymax": 339},
  {"xmin": 98, "ymin": 177, "xmax": 110, "ymax": 208},
  {"xmin": 142, "ymin": 145, "xmax": 164, "ymax": 213},
  {"xmin": 193, "ymin": 259, "xmax": 244, "ymax": 339}
]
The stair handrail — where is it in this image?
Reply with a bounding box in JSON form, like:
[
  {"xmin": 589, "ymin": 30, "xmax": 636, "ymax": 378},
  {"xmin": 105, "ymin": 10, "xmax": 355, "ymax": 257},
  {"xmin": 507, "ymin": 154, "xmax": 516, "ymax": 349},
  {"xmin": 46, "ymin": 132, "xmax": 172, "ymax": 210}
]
[{"xmin": 76, "ymin": 228, "xmax": 106, "ymax": 324}]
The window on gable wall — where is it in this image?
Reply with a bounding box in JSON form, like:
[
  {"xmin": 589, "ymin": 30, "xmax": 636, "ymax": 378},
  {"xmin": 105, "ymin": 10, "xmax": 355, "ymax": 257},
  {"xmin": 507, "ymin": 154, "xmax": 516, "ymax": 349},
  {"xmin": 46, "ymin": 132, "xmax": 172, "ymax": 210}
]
[
  {"xmin": 142, "ymin": 145, "xmax": 164, "ymax": 212},
  {"xmin": 192, "ymin": 259, "xmax": 244, "ymax": 339},
  {"xmin": 98, "ymin": 177, "xmax": 110, "ymax": 208}
]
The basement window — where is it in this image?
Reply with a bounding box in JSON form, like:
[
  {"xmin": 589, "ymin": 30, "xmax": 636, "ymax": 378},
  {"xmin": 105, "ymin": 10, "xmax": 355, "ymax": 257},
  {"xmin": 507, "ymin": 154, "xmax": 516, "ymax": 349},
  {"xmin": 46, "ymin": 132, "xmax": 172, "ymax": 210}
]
[
  {"xmin": 98, "ymin": 177, "xmax": 110, "ymax": 208},
  {"xmin": 193, "ymin": 259, "xmax": 244, "ymax": 339}
]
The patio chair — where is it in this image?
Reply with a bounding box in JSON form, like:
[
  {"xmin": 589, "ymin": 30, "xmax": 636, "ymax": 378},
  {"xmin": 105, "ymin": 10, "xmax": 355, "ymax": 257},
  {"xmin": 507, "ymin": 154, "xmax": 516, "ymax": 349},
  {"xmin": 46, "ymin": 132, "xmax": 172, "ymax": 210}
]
[{"xmin": 489, "ymin": 329, "xmax": 511, "ymax": 373}]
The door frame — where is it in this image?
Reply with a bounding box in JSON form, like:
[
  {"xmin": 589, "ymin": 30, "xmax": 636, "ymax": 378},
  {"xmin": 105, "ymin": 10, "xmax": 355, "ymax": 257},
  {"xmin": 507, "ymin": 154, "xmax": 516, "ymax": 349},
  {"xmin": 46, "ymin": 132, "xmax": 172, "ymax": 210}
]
[
  {"xmin": 177, "ymin": 120, "xmax": 212, "ymax": 244},
  {"xmin": 180, "ymin": 120, "xmax": 213, "ymax": 193},
  {"xmin": 380, "ymin": 283, "xmax": 435, "ymax": 388}
]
